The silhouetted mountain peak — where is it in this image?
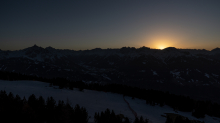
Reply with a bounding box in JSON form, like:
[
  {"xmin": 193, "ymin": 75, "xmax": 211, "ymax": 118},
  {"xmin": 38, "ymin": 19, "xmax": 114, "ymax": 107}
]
[
  {"xmin": 23, "ymin": 45, "xmax": 45, "ymax": 58},
  {"xmin": 91, "ymin": 48, "xmax": 102, "ymax": 51},
  {"xmin": 139, "ymin": 46, "xmax": 150, "ymax": 49},
  {"xmin": 32, "ymin": 44, "xmax": 41, "ymax": 48},
  {"xmin": 45, "ymin": 46, "xmax": 56, "ymax": 51},
  {"xmin": 26, "ymin": 44, "xmax": 44, "ymax": 51},
  {"xmin": 163, "ymin": 47, "xmax": 179, "ymax": 52},
  {"xmin": 163, "ymin": 47, "xmax": 177, "ymax": 50},
  {"xmin": 211, "ymin": 47, "xmax": 220, "ymax": 52}
]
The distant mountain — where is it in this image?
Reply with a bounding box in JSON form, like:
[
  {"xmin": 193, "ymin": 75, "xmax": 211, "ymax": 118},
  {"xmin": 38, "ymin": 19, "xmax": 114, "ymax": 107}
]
[{"xmin": 1, "ymin": 45, "xmax": 220, "ymax": 102}]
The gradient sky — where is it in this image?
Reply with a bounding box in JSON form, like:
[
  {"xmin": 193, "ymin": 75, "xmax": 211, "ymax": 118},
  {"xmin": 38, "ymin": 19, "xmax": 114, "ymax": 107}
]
[{"xmin": 1, "ymin": 0, "xmax": 220, "ymax": 51}]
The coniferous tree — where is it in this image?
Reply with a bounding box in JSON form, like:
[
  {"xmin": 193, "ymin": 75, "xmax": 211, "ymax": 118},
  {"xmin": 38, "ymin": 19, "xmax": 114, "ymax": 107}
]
[
  {"xmin": 37, "ymin": 96, "xmax": 46, "ymax": 122},
  {"xmin": 185, "ymin": 118, "xmax": 191, "ymax": 123},
  {"xmin": 139, "ymin": 116, "xmax": 144, "ymax": 123},
  {"xmin": 134, "ymin": 117, "xmax": 139, "ymax": 123},
  {"xmin": 73, "ymin": 104, "xmax": 88, "ymax": 123},
  {"xmin": 28, "ymin": 94, "xmax": 37, "ymax": 108},
  {"xmin": 165, "ymin": 116, "xmax": 173, "ymax": 123},
  {"xmin": 94, "ymin": 109, "xmax": 130, "ymax": 123},
  {"xmin": 124, "ymin": 117, "xmax": 130, "ymax": 123},
  {"xmin": 174, "ymin": 116, "xmax": 185, "ymax": 123},
  {"xmin": 144, "ymin": 118, "xmax": 149, "ymax": 123},
  {"xmin": 46, "ymin": 96, "xmax": 56, "ymax": 123}
]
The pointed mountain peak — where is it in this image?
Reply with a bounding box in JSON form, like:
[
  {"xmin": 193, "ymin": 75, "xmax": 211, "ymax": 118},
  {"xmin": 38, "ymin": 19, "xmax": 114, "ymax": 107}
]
[
  {"xmin": 32, "ymin": 44, "xmax": 40, "ymax": 48},
  {"xmin": 139, "ymin": 46, "xmax": 150, "ymax": 49},
  {"xmin": 23, "ymin": 45, "xmax": 44, "ymax": 53},
  {"xmin": 28, "ymin": 44, "xmax": 43, "ymax": 50}
]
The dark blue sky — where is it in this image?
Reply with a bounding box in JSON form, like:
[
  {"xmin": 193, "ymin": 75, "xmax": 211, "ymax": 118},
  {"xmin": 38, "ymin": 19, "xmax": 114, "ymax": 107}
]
[{"xmin": 1, "ymin": 0, "xmax": 220, "ymax": 50}]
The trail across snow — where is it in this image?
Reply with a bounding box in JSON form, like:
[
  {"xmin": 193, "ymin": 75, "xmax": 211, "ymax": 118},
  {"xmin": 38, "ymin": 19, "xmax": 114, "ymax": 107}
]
[
  {"xmin": 123, "ymin": 96, "xmax": 138, "ymax": 118},
  {"xmin": 0, "ymin": 80, "xmax": 220, "ymax": 123}
]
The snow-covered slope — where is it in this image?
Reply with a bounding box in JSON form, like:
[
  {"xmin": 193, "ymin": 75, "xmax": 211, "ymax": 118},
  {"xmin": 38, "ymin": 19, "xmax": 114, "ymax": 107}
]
[{"xmin": 0, "ymin": 80, "xmax": 219, "ymax": 123}]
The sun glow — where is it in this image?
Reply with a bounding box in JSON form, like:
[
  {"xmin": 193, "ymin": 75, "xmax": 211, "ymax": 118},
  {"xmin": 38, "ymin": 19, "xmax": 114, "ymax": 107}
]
[
  {"xmin": 141, "ymin": 30, "xmax": 180, "ymax": 50},
  {"xmin": 158, "ymin": 45, "xmax": 166, "ymax": 50},
  {"xmin": 151, "ymin": 38, "xmax": 173, "ymax": 50},
  {"xmin": 155, "ymin": 40, "xmax": 170, "ymax": 50}
]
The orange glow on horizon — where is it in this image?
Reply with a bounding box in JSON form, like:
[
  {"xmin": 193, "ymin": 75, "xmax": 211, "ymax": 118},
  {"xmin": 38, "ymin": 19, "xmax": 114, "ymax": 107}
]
[
  {"xmin": 157, "ymin": 45, "xmax": 166, "ymax": 50},
  {"xmin": 153, "ymin": 39, "xmax": 172, "ymax": 50},
  {"xmin": 140, "ymin": 31, "xmax": 176, "ymax": 50},
  {"xmin": 140, "ymin": 29, "xmax": 186, "ymax": 50}
]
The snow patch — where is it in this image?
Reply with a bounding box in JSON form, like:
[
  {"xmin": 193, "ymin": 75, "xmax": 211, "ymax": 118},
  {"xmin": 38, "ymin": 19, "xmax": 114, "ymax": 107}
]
[
  {"xmin": 196, "ymin": 69, "xmax": 201, "ymax": 73},
  {"xmin": 170, "ymin": 70, "xmax": 180, "ymax": 78},
  {"xmin": 26, "ymin": 65, "xmax": 31, "ymax": 70},
  {"xmin": 151, "ymin": 70, "xmax": 158, "ymax": 76},
  {"xmin": 102, "ymin": 74, "xmax": 111, "ymax": 80},
  {"xmin": 212, "ymin": 73, "xmax": 219, "ymax": 78},
  {"xmin": 205, "ymin": 73, "xmax": 210, "ymax": 78}
]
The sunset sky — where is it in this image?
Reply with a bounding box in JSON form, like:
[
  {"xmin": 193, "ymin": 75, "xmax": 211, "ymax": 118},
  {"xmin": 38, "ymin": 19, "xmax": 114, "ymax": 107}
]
[{"xmin": 1, "ymin": 0, "xmax": 220, "ymax": 51}]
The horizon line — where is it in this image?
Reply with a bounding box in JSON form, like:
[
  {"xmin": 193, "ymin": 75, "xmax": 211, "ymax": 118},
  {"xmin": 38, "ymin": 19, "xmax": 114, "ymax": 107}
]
[{"xmin": 1, "ymin": 44, "xmax": 219, "ymax": 51}]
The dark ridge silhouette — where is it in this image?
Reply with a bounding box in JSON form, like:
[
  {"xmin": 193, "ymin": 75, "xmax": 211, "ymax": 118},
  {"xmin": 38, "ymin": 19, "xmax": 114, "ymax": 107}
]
[
  {"xmin": 211, "ymin": 47, "xmax": 220, "ymax": 52},
  {"xmin": 1, "ymin": 44, "xmax": 219, "ymax": 51}
]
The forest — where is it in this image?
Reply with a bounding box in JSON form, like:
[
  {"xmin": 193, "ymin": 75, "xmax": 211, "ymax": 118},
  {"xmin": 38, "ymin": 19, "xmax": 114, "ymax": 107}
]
[{"xmin": 0, "ymin": 71, "xmax": 218, "ymax": 122}]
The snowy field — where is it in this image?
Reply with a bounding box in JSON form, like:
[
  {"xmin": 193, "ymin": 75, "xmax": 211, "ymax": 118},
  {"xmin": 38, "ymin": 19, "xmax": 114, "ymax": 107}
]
[{"xmin": 0, "ymin": 80, "xmax": 219, "ymax": 123}]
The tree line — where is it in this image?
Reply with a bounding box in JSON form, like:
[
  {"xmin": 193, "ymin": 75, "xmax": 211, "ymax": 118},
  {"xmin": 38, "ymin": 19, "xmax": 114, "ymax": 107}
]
[
  {"xmin": 0, "ymin": 90, "xmax": 153, "ymax": 123},
  {"xmin": 0, "ymin": 71, "xmax": 220, "ymax": 119},
  {"xmin": 0, "ymin": 90, "xmax": 88, "ymax": 123}
]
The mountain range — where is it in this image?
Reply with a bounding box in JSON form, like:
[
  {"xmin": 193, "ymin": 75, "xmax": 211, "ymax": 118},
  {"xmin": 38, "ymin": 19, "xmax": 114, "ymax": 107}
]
[{"xmin": 1, "ymin": 45, "xmax": 220, "ymax": 103}]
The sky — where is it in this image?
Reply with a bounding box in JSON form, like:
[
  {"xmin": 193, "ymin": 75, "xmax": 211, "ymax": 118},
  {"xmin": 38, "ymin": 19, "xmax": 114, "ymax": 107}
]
[{"xmin": 1, "ymin": 0, "xmax": 220, "ymax": 51}]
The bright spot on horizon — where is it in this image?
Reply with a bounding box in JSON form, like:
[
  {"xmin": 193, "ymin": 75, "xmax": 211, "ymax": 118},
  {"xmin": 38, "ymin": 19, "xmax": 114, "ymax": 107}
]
[
  {"xmin": 146, "ymin": 33, "xmax": 175, "ymax": 50},
  {"xmin": 158, "ymin": 45, "xmax": 166, "ymax": 50},
  {"xmin": 154, "ymin": 40, "xmax": 170, "ymax": 50}
]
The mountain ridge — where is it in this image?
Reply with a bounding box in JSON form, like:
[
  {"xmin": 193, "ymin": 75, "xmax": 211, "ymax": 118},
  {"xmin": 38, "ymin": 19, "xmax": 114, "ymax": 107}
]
[
  {"xmin": 1, "ymin": 45, "xmax": 220, "ymax": 102},
  {"xmin": 1, "ymin": 45, "xmax": 220, "ymax": 62}
]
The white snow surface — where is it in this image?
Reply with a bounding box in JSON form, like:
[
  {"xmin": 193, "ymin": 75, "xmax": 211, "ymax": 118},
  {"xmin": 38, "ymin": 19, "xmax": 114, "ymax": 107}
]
[{"xmin": 0, "ymin": 80, "xmax": 219, "ymax": 123}]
